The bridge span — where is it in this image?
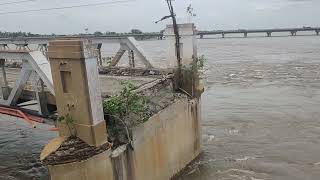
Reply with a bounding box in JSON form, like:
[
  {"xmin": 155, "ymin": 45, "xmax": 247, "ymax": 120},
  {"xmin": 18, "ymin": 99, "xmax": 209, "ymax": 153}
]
[
  {"xmin": 0, "ymin": 27, "xmax": 319, "ymax": 46},
  {"xmin": 198, "ymin": 27, "xmax": 320, "ymax": 38}
]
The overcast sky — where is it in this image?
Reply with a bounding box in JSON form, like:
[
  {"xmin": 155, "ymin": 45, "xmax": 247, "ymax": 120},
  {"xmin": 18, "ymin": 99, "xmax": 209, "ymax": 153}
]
[{"xmin": 0, "ymin": 0, "xmax": 319, "ymax": 34}]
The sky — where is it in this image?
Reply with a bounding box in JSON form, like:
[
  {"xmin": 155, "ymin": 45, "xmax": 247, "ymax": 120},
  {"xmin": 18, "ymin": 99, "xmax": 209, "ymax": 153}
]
[{"xmin": 0, "ymin": 0, "xmax": 319, "ymax": 34}]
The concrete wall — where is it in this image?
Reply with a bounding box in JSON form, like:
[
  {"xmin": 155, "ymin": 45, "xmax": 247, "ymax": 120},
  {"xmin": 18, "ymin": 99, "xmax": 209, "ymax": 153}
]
[
  {"xmin": 46, "ymin": 98, "xmax": 202, "ymax": 180},
  {"xmin": 164, "ymin": 23, "xmax": 198, "ymax": 68},
  {"xmin": 125, "ymin": 98, "xmax": 202, "ymax": 180},
  {"xmin": 48, "ymin": 150, "xmax": 114, "ymax": 180}
]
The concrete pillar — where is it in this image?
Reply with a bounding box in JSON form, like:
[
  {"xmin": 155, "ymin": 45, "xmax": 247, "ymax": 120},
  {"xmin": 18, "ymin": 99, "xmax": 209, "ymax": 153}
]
[
  {"xmin": 42, "ymin": 40, "xmax": 112, "ymax": 179},
  {"xmin": 164, "ymin": 23, "xmax": 203, "ymax": 98},
  {"xmin": 128, "ymin": 50, "xmax": 135, "ymax": 68},
  {"xmin": 291, "ymin": 31, "xmax": 297, "ymax": 36},
  {"xmin": 96, "ymin": 43, "xmax": 103, "ymax": 66},
  {"xmin": 15, "ymin": 43, "xmax": 30, "ymax": 50},
  {"xmin": 37, "ymin": 79, "xmax": 50, "ymax": 117},
  {"xmin": 37, "ymin": 44, "xmax": 48, "ymax": 52},
  {"xmin": 267, "ymin": 32, "xmax": 272, "ymax": 37},
  {"xmin": 222, "ymin": 33, "xmax": 225, "ymax": 38},
  {"xmin": 316, "ymin": 30, "xmax": 319, "ymax": 35},
  {"xmin": 244, "ymin": 32, "xmax": 248, "ymax": 38},
  {"xmin": 164, "ymin": 23, "xmax": 198, "ymax": 68},
  {"xmin": 0, "ymin": 59, "xmax": 10, "ymax": 100},
  {"xmin": 200, "ymin": 34, "xmax": 204, "ymax": 39},
  {"xmin": 47, "ymin": 40, "xmax": 107, "ymax": 146},
  {"xmin": 0, "ymin": 44, "xmax": 9, "ymax": 50}
]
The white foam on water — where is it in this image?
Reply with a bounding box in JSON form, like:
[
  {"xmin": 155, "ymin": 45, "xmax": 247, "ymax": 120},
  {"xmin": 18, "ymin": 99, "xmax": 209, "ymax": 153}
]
[
  {"xmin": 208, "ymin": 135, "xmax": 215, "ymax": 142},
  {"xmin": 236, "ymin": 156, "xmax": 256, "ymax": 161}
]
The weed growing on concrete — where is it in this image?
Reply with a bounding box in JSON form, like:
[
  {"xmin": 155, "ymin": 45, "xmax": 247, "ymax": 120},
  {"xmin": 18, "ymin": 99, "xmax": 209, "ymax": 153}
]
[
  {"xmin": 103, "ymin": 81, "xmax": 150, "ymax": 146},
  {"xmin": 102, "ymin": 56, "xmax": 112, "ymax": 66},
  {"xmin": 57, "ymin": 114, "xmax": 76, "ymax": 136},
  {"xmin": 191, "ymin": 55, "xmax": 205, "ymax": 71},
  {"xmin": 181, "ymin": 55, "xmax": 206, "ymax": 76},
  {"xmin": 103, "ymin": 81, "xmax": 150, "ymax": 123},
  {"xmin": 178, "ymin": 55, "xmax": 206, "ymax": 98}
]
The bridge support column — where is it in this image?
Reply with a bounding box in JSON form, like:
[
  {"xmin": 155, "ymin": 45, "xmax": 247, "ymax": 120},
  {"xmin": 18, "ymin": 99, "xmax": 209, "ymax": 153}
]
[
  {"xmin": 244, "ymin": 32, "xmax": 248, "ymax": 38},
  {"xmin": 0, "ymin": 44, "xmax": 9, "ymax": 50},
  {"xmin": 291, "ymin": 31, "xmax": 297, "ymax": 36},
  {"xmin": 267, "ymin": 32, "xmax": 272, "ymax": 37},
  {"xmin": 15, "ymin": 43, "xmax": 30, "ymax": 50},
  {"xmin": 222, "ymin": 33, "xmax": 225, "ymax": 38},
  {"xmin": 47, "ymin": 40, "xmax": 107, "ymax": 145},
  {"xmin": 316, "ymin": 30, "xmax": 319, "ymax": 35},
  {"xmin": 164, "ymin": 23, "xmax": 198, "ymax": 68},
  {"xmin": 96, "ymin": 43, "xmax": 103, "ymax": 66},
  {"xmin": 128, "ymin": 50, "xmax": 135, "ymax": 68},
  {"xmin": 37, "ymin": 79, "xmax": 50, "ymax": 117},
  {"xmin": 42, "ymin": 40, "xmax": 111, "ymax": 180},
  {"xmin": 200, "ymin": 34, "xmax": 204, "ymax": 39},
  {"xmin": 37, "ymin": 44, "xmax": 48, "ymax": 52},
  {"xmin": 0, "ymin": 59, "xmax": 10, "ymax": 100}
]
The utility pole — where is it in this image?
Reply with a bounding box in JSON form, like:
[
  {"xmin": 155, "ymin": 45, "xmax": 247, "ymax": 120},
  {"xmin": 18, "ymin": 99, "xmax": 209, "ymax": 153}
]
[
  {"xmin": 166, "ymin": 0, "xmax": 181, "ymax": 73},
  {"xmin": 166, "ymin": 0, "xmax": 182, "ymax": 82},
  {"xmin": 155, "ymin": 0, "xmax": 182, "ymax": 89}
]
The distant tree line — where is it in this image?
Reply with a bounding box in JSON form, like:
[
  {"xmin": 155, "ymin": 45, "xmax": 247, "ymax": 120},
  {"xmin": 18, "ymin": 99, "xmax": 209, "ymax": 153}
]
[
  {"xmin": 0, "ymin": 29, "xmax": 162, "ymax": 38},
  {"xmin": 93, "ymin": 29, "xmax": 144, "ymax": 36},
  {"xmin": 0, "ymin": 31, "xmax": 42, "ymax": 38}
]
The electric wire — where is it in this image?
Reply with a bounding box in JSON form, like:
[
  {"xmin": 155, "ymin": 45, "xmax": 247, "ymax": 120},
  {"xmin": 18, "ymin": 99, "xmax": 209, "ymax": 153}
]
[
  {"xmin": 0, "ymin": 0, "xmax": 136, "ymax": 15},
  {"xmin": 0, "ymin": 0, "xmax": 36, "ymax": 6}
]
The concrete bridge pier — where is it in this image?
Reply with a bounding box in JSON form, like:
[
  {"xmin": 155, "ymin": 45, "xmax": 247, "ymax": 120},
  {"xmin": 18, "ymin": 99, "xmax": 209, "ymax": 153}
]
[
  {"xmin": 37, "ymin": 44, "xmax": 48, "ymax": 52},
  {"xmin": 164, "ymin": 23, "xmax": 198, "ymax": 67},
  {"xmin": 291, "ymin": 31, "xmax": 297, "ymax": 36},
  {"xmin": 244, "ymin": 32, "xmax": 248, "ymax": 38},
  {"xmin": 316, "ymin": 30, "xmax": 319, "ymax": 35},
  {"xmin": 40, "ymin": 24, "xmax": 203, "ymax": 180},
  {"xmin": 222, "ymin": 32, "xmax": 225, "ymax": 38},
  {"xmin": 42, "ymin": 40, "xmax": 111, "ymax": 180},
  {"xmin": 200, "ymin": 34, "xmax": 204, "ymax": 39},
  {"xmin": 267, "ymin": 32, "xmax": 272, "ymax": 37},
  {"xmin": 15, "ymin": 43, "xmax": 30, "ymax": 50},
  {"xmin": 0, "ymin": 44, "xmax": 9, "ymax": 50},
  {"xmin": 128, "ymin": 50, "xmax": 135, "ymax": 68},
  {"xmin": 0, "ymin": 59, "xmax": 10, "ymax": 100}
]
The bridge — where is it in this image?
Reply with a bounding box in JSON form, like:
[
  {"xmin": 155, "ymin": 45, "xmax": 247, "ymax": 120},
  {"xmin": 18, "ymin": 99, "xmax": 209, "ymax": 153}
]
[
  {"xmin": 0, "ymin": 27, "xmax": 319, "ymax": 45},
  {"xmin": 197, "ymin": 27, "xmax": 320, "ymax": 38},
  {"xmin": 0, "ymin": 24, "xmax": 204, "ymax": 180},
  {"xmin": 0, "ymin": 33, "xmax": 163, "ymax": 45}
]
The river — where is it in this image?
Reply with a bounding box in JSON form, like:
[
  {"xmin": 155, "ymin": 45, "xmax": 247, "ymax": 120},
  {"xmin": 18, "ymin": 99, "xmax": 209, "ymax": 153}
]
[{"xmin": 1, "ymin": 34, "xmax": 320, "ymax": 180}]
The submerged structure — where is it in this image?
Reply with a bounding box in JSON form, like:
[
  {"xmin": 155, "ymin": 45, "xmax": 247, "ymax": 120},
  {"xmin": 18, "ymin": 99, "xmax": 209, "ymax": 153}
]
[{"xmin": 0, "ymin": 23, "xmax": 203, "ymax": 180}]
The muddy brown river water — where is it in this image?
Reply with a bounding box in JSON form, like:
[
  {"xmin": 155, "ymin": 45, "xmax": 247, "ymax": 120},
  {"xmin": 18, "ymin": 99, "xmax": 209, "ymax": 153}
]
[{"xmin": 1, "ymin": 34, "xmax": 320, "ymax": 180}]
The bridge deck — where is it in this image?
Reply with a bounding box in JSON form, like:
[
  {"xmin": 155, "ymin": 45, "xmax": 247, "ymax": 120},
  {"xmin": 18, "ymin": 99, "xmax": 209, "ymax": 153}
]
[{"xmin": 198, "ymin": 27, "xmax": 320, "ymax": 35}]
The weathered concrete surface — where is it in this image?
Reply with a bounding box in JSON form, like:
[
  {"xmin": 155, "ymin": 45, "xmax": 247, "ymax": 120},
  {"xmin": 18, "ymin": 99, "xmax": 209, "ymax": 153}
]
[
  {"xmin": 45, "ymin": 98, "xmax": 202, "ymax": 180},
  {"xmin": 48, "ymin": 150, "xmax": 114, "ymax": 180},
  {"xmin": 127, "ymin": 98, "xmax": 202, "ymax": 180},
  {"xmin": 164, "ymin": 23, "xmax": 198, "ymax": 68},
  {"xmin": 47, "ymin": 40, "xmax": 107, "ymax": 146},
  {"xmin": 2, "ymin": 68, "xmax": 158, "ymax": 98}
]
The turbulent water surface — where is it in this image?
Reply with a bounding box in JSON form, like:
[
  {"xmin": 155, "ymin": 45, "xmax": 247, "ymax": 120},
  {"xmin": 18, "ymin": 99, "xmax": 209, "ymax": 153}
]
[{"xmin": 1, "ymin": 34, "xmax": 320, "ymax": 180}]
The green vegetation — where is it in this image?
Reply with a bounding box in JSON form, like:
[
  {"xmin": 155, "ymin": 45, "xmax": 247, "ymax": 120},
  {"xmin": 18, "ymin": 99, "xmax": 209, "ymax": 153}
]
[
  {"xmin": 192, "ymin": 55, "xmax": 205, "ymax": 70},
  {"xmin": 57, "ymin": 114, "xmax": 76, "ymax": 136},
  {"xmin": 182, "ymin": 55, "xmax": 206, "ymax": 72},
  {"xmin": 103, "ymin": 81, "xmax": 151, "ymax": 145},
  {"xmin": 131, "ymin": 29, "xmax": 143, "ymax": 34},
  {"xmin": 103, "ymin": 81, "xmax": 150, "ymax": 123},
  {"xmin": 93, "ymin": 31, "xmax": 104, "ymax": 36},
  {"xmin": 0, "ymin": 31, "xmax": 40, "ymax": 38},
  {"xmin": 102, "ymin": 56, "xmax": 112, "ymax": 66}
]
